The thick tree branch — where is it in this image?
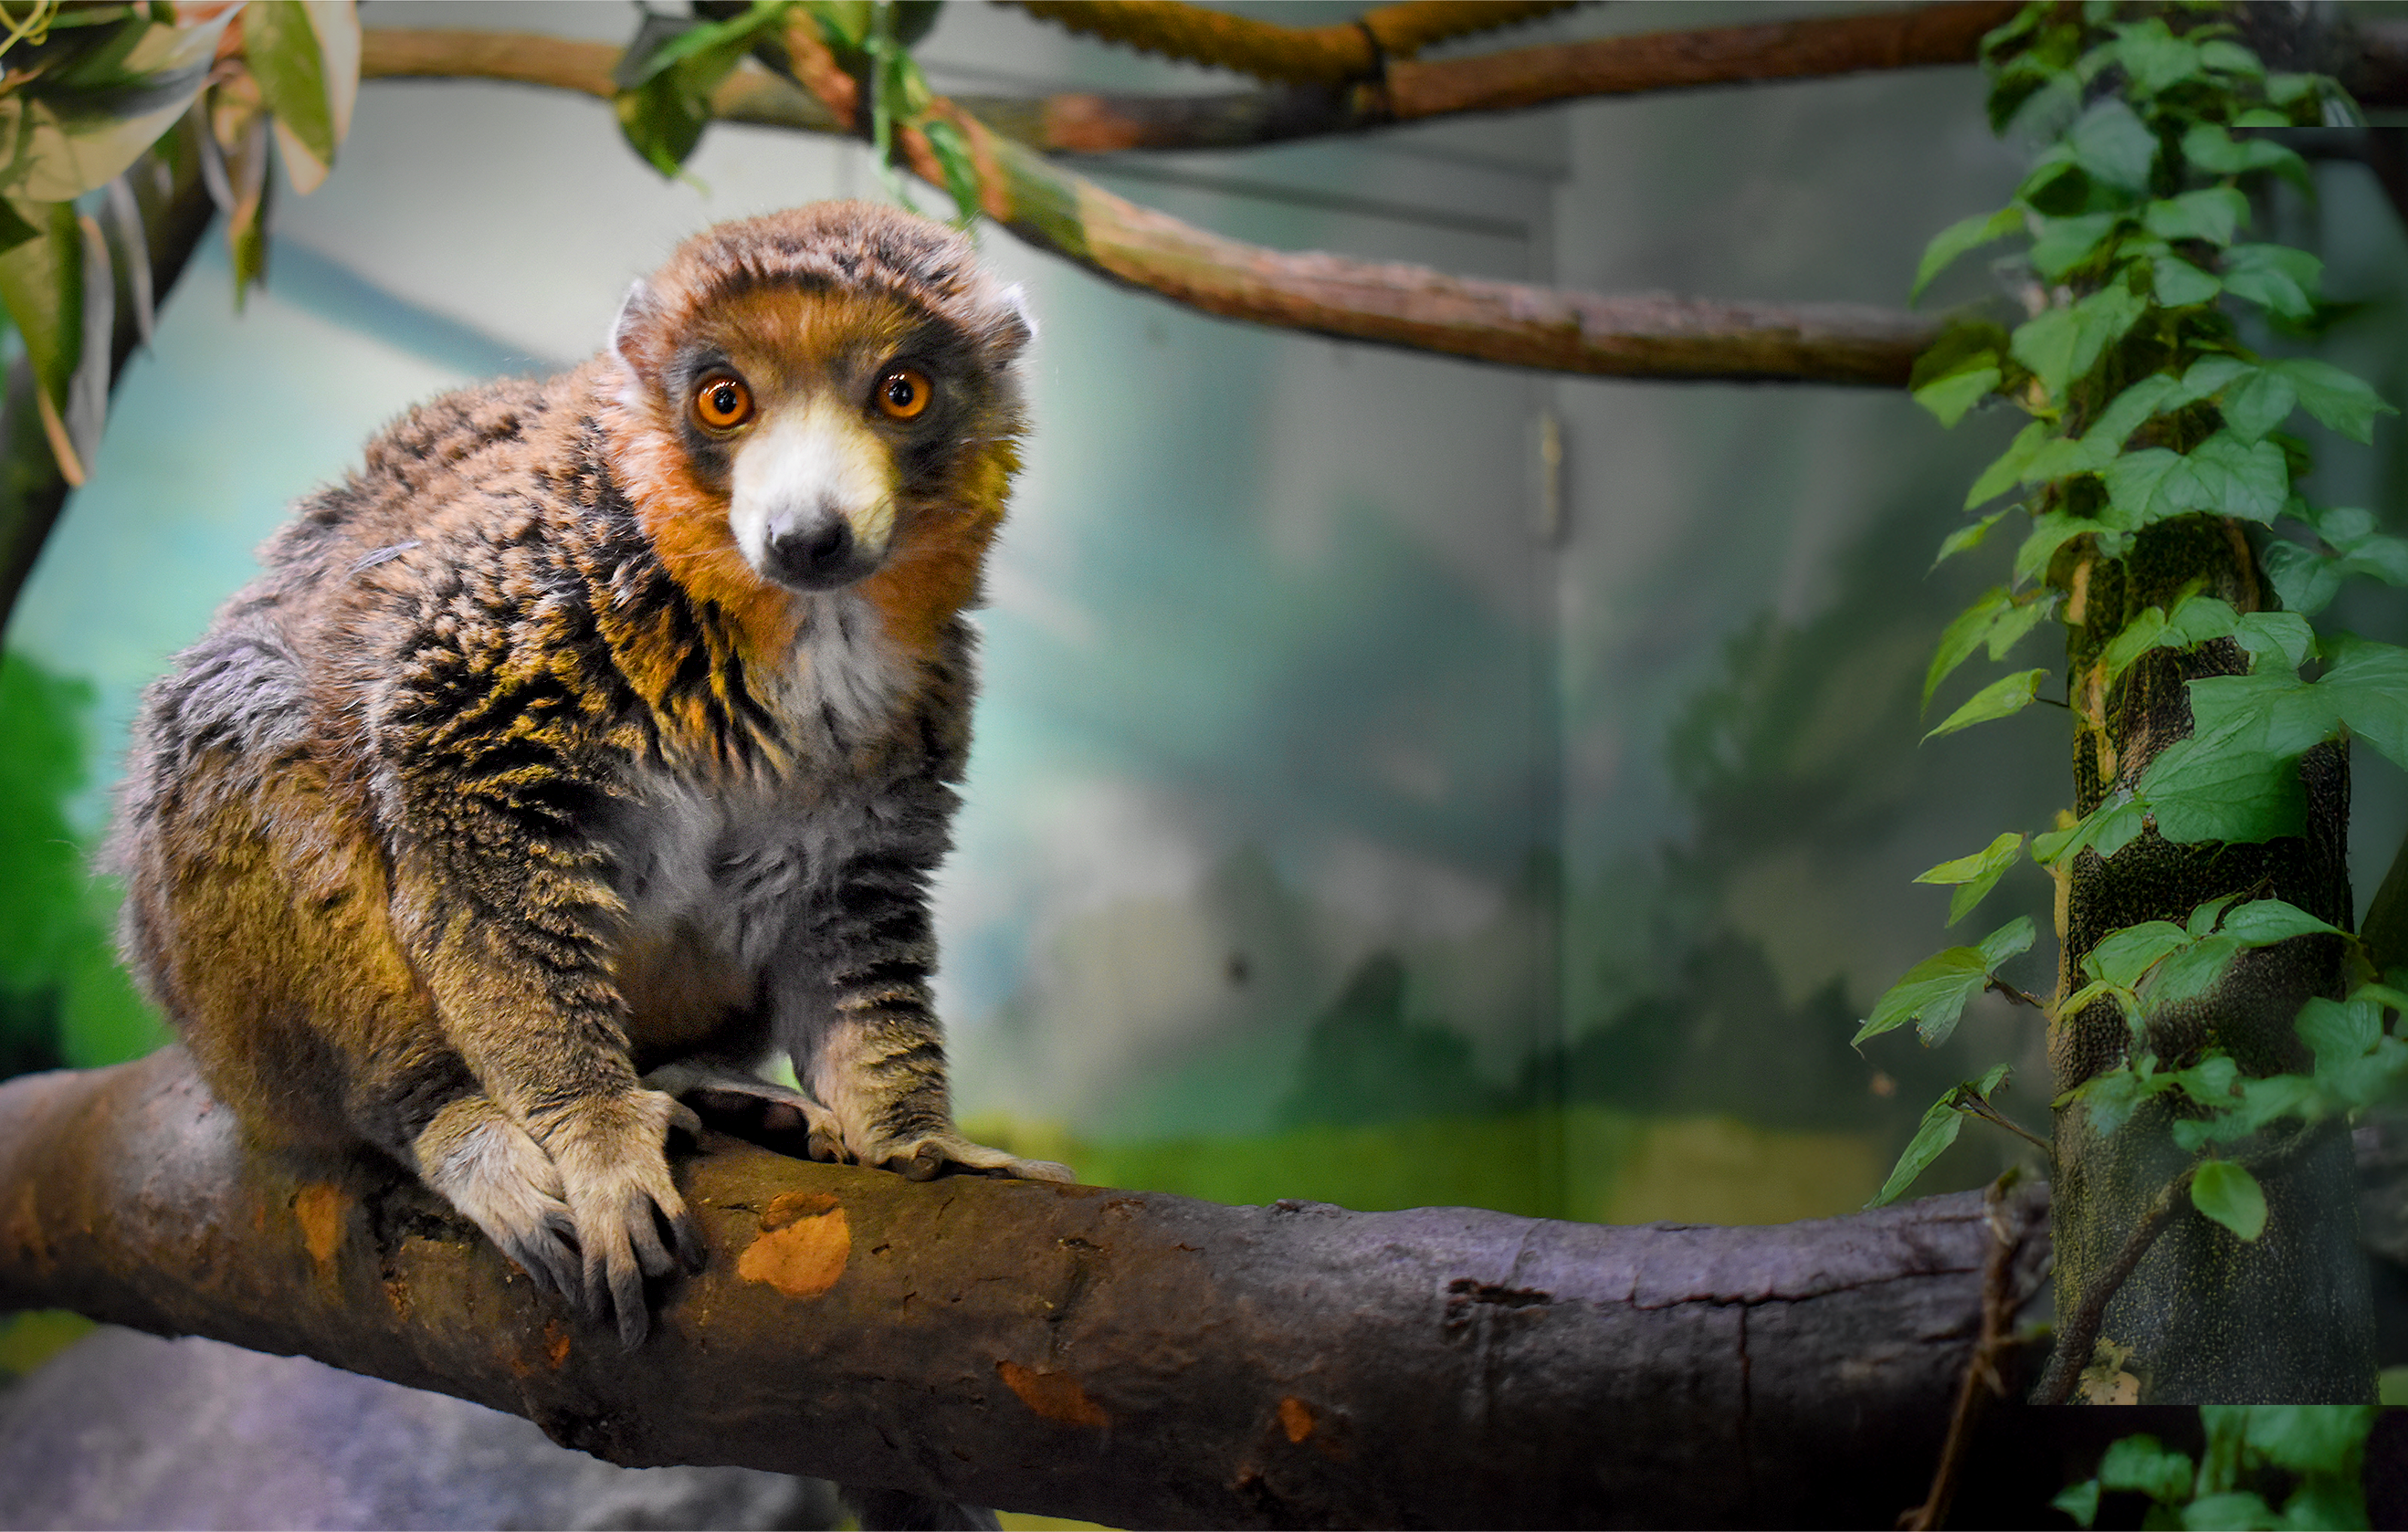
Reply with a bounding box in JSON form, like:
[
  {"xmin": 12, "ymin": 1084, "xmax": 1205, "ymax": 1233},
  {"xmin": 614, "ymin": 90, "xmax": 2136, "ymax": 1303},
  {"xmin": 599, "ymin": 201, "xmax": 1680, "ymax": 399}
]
[
  {"xmin": 0, "ymin": 1049, "xmax": 2049, "ymax": 1529},
  {"xmin": 359, "ymin": 27, "xmax": 1942, "ymax": 384},
  {"xmin": 1004, "ymin": 0, "xmax": 1577, "ymax": 87}
]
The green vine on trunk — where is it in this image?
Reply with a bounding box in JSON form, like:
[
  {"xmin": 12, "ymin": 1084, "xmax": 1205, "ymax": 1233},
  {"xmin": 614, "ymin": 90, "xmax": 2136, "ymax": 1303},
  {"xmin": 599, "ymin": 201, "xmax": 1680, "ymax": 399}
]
[{"xmin": 1866, "ymin": 0, "xmax": 2405, "ymax": 1285}]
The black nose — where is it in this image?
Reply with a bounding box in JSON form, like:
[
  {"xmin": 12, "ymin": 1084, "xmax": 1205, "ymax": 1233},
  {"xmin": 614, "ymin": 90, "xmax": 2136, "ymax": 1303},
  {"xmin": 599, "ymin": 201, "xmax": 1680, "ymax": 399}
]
[{"xmin": 765, "ymin": 512, "xmax": 863, "ymax": 591}]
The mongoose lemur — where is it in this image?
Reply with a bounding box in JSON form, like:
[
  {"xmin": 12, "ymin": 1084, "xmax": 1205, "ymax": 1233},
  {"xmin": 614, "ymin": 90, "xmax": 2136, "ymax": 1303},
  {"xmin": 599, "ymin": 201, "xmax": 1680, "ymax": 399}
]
[{"xmin": 111, "ymin": 202, "xmax": 1071, "ymax": 1348}]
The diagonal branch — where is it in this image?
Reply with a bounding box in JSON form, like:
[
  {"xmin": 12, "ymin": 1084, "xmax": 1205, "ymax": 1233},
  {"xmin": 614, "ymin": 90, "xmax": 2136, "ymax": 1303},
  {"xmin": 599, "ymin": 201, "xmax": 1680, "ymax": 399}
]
[
  {"xmin": 1004, "ymin": 0, "xmax": 1578, "ymax": 86},
  {"xmin": 0, "ymin": 1048, "xmax": 2046, "ymax": 1529},
  {"xmin": 359, "ymin": 28, "xmax": 1942, "ymax": 384},
  {"xmin": 971, "ymin": 2, "xmax": 2018, "ymax": 147}
]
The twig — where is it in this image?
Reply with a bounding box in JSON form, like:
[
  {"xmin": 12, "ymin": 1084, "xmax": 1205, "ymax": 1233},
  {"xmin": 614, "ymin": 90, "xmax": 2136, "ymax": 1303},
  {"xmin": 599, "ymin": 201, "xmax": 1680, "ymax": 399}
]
[
  {"xmin": 1962, "ymin": 1094, "xmax": 2053, "ymax": 1158},
  {"xmin": 1003, "ymin": 0, "xmax": 1575, "ymax": 86},
  {"xmin": 1985, "ymin": 978, "xmax": 2047, "ymax": 1011},
  {"xmin": 1900, "ymin": 1175, "xmax": 2042, "ymax": 1531}
]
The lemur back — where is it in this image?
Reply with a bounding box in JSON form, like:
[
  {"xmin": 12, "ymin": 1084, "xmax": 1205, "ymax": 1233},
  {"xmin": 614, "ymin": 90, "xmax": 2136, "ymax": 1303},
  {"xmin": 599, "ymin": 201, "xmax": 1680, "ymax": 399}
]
[{"xmin": 110, "ymin": 203, "xmax": 1068, "ymax": 1350}]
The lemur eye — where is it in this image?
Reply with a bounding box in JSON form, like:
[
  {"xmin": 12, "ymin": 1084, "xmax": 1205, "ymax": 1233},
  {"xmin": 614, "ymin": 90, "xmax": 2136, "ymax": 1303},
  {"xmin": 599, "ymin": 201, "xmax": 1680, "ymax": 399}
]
[
  {"xmin": 692, "ymin": 373, "xmax": 753, "ymax": 431},
  {"xmin": 875, "ymin": 366, "xmax": 931, "ymax": 421}
]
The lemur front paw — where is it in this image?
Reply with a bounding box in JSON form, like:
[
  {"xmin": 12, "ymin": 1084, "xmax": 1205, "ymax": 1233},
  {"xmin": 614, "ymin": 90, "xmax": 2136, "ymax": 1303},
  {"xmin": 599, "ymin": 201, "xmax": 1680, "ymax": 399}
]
[
  {"xmin": 642, "ymin": 1061, "xmax": 848, "ymax": 1164},
  {"xmin": 537, "ymin": 1089, "xmax": 708, "ymax": 1347},
  {"xmin": 415, "ymin": 1095, "xmax": 582, "ymax": 1299},
  {"xmin": 862, "ymin": 1129, "xmax": 1076, "ymax": 1185}
]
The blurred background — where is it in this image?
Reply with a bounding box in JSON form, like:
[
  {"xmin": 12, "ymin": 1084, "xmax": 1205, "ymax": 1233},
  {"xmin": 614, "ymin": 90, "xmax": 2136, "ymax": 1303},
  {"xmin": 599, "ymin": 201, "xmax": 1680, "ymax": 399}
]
[{"xmin": 2, "ymin": 0, "xmax": 2405, "ymax": 1279}]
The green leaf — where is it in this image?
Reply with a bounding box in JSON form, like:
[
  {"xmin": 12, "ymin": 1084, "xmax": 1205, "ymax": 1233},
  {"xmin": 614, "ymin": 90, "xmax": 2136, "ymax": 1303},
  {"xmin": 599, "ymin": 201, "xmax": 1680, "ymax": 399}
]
[
  {"xmin": 2152, "ymin": 256, "xmax": 2222, "ymax": 308},
  {"xmin": 2014, "ymin": 511, "xmax": 2091, "ymax": 586},
  {"xmin": 2104, "ymin": 433, "xmax": 2289, "ymax": 528},
  {"xmin": 2101, "ymin": 605, "xmax": 2170, "ymax": 685},
  {"xmin": 1914, "ymin": 363, "xmax": 2000, "ymax": 427},
  {"xmin": 2181, "ymin": 1491, "xmax": 2278, "ymax": 1529},
  {"xmin": 2316, "ymin": 633, "xmax": 2408, "ymax": 771},
  {"xmin": 1968, "ymin": 422, "xmax": 2049, "ymax": 509},
  {"xmin": 0, "ymin": 196, "xmax": 83, "ymax": 478},
  {"xmin": 1916, "ymin": 832, "xmax": 2026, "ymax": 927},
  {"xmin": 1979, "ymin": 914, "xmax": 2038, "ymax": 971},
  {"xmin": 2298, "ymin": 995, "xmax": 2382, "ymax": 1070},
  {"xmin": 1932, "ymin": 509, "xmax": 2011, "ymax": 571},
  {"xmin": 1855, "ymin": 949, "xmax": 1989, "ymax": 1047},
  {"xmin": 1925, "ymin": 668, "xmax": 2049, "ymax": 740},
  {"xmin": 1913, "ymin": 205, "xmax": 2024, "ymax": 302},
  {"xmin": 2196, "ymin": 38, "xmax": 2267, "ymax": 79},
  {"xmin": 242, "ymin": 0, "xmax": 335, "ymax": 163},
  {"xmin": 2035, "ymin": 795, "xmax": 2149, "ymax": 866},
  {"xmin": 2272, "ymin": 358, "xmax": 2394, "ymax": 445},
  {"xmin": 2099, "ymin": 1432, "xmax": 2198, "ymax": 1503},
  {"xmin": 2086, "ymin": 373, "xmax": 2182, "ymax": 448},
  {"xmin": 2192, "ymin": 1159, "xmax": 2267, "ymax": 1241},
  {"xmin": 2011, "ymin": 284, "xmax": 2146, "ymax": 398},
  {"xmin": 1867, "ymin": 1088, "xmax": 1967, "ymax": 1207},
  {"xmin": 2178, "ymin": 354, "xmax": 2255, "ymax": 402},
  {"xmin": 2188, "ymin": 894, "xmax": 2239, "ymax": 939},
  {"xmin": 2067, "ymin": 99, "xmax": 2157, "ymax": 191},
  {"xmin": 2262, "ymin": 540, "xmax": 2342, "ymax": 615},
  {"xmin": 2029, "ymin": 210, "xmax": 2122, "ymax": 279},
  {"xmin": 2234, "ymin": 611, "xmax": 2314, "ymax": 673},
  {"xmin": 2219, "ymin": 366, "xmax": 2298, "ymax": 444},
  {"xmin": 2220, "ymin": 898, "xmax": 2343, "ymax": 947},
  {"xmin": 2053, "ymin": 1481, "xmax": 2101, "ymax": 1530},
  {"xmin": 921, "ymin": 114, "xmax": 983, "ymax": 231},
  {"xmin": 2085, "ymin": 919, "xmax": 2190, "ymax": 989},
  {"xmin": 1925, "ymin": 588, "xmax": 2008, "ymax": 711},
  {"xmin": 2183, "ymin": 121, "xmax": 2312, "ymax": 190},
  {"xmin": 2148, "ymin": 932, "xmax": 2242, "ymax": 1007},
  {"xmin": 2140, "ymin": 719, "xmax": 2307, "ymax": 845},
  {"xmin": 2145, "ymin": 186, "xmax": 2247, "ymax": 246},
  {"xmin": 2109, "ymin": 18, "xmax": 2203, "ymax": 96},
  {"xmin": 2222, "ymin": 244, "xmax": 2322, "ymax": 320}
]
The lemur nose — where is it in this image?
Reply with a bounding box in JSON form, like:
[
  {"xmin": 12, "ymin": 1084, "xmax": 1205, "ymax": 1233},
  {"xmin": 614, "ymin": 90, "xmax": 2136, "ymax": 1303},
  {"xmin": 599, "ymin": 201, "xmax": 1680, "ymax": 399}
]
[{"xmin": 765, "ymin": 510, "xmax": 861, "ymax": 591}]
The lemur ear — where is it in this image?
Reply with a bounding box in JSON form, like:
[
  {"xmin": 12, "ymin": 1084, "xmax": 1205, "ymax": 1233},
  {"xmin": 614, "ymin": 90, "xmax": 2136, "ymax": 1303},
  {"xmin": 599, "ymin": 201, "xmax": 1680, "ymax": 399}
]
[
  {"xmin": 990, "ymin": 281, "xmax": 1036, "ymax": 359},
  {"xmin": 609, "ymin": 279, "xmax": 659, "ymax": 375}
]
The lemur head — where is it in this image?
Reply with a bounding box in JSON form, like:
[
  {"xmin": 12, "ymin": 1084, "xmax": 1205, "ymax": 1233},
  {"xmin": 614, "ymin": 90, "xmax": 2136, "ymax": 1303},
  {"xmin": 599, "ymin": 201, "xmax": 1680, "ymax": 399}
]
[{"xmin": 603, "ymin": 203, "xmax": 1032, "ymax": 648}]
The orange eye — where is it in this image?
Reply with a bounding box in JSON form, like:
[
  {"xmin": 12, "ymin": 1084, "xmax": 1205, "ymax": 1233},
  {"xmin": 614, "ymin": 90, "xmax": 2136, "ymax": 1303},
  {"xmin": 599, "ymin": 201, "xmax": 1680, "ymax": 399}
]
[
  {"xmin": 692, "ymin": 373, "xmax": 753, "ymax": 431},
  {"xmin": 875, "ymin": 366, "xmax": 931, "ymax": 421}
]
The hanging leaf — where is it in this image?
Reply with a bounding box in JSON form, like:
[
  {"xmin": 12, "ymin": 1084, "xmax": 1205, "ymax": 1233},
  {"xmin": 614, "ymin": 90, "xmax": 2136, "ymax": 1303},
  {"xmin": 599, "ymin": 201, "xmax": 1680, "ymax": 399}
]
[
  {"xmin": 2192, "ymin": 1159, "xmax": 2267, "ymax": 1241},
  {"xmin": 2272, "ymin": 358, "xmax": 2394, "ymax": 445},
  {"xmin": 1865, "ymin": 1065, "xmax": 2014, "ymax": 1209},
  {"xmin": 1932, "ymin": 509, "xmax": 2012, "ymax": 571},
  {"xmin": 1914, "ymin": 832, "xmax": 2026, "ymax": 927},
  {"xmin": 247, "ymin": 0, "xmax": 361, "ymax": 195},
  {"xmin": 1925, "ymin": 668, "xmax": 2049, "ymax": 740},
  {"xmin": 0, "ymin": 195, "xmax": 86, "ymax": 482},
  {"xmin": 1913, "ymin": 205, "xmax": 2024, "ymax": 302}
]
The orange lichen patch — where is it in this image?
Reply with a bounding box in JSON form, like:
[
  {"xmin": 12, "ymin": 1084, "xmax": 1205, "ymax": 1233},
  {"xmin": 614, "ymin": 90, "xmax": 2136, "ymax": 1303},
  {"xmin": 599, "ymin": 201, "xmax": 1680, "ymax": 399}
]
[
  {"xmin": 1278, "ymin": 1396, "xmax": 1314, "ymax": 1443},
  {"xmin": 293, "ymin": 1182, "xmax": 345, "ymax": 1270},
  {"xmin": 737, "ymin": 1196, "xmax": 849, "ymax": 1296},
  {"xmin": 545, "ymin": 1318, "xmax": 573, "ymax": 1369},
  {"xmin": 996, "ymin": 1361, "xmax": 1110, "ymax": 1430}
]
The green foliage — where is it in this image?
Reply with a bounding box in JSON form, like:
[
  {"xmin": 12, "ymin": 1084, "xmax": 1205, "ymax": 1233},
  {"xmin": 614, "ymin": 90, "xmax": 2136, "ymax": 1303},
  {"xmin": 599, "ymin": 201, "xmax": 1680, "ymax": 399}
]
[
  {"xmin": 1883, "ymin": 0, "xmax": 2408, "ymax": 1237},
  {"xmin": 1854, "ymin": 917, "xmax": 2033, "ymax": 1048},
  {"xmin": 1866, "ymin": 1064, "xmax": 2014, "ymax": 1207},
  {"xmin": 2056, "ymin": 1407, "xmax": 2373, "ymax": 1530}
]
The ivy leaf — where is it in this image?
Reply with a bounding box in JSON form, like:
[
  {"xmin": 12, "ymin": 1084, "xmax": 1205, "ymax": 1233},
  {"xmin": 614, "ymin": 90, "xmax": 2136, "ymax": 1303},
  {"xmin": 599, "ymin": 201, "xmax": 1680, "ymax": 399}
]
[
  {"xmin": 2297, "ymin": 995, "xmax": 2382, "ymax": 1071},
  {"xmin": 2272, "ymin": 358, "xmax": 2394, "ymax": 445},
  {"xmin": 2196, "ymin": 38, "xmax": 2267, "ymax": 79},
  {"xmin": 2315, "ymin": 633, "xmax": 2408, "ymax": 771},
  {"xmin": 2108, "ymin": 18, "xmax": 2204, "ymax": 97},
  {"xmin": 2219, "ymin": 897, "xmax": 2343, "ymax": 947},
  {"xmin": 2143, "ymin": 186, "xmax": 2247, "ymax": 246},
  {"xmin": 2098, "ymin": 1431, "xmax": 2198, "ymax": 1503},
  {"xmin": 2034, "ymin": 794, "xmax": 2149, "ymax": 866},
  {"xmin": 1913, "ymin": 205, "xmax": 2024, "ymax": 302},
  {"xmin": 2066, "ymin": 99, "xmax": 2157, "ymax": 192},
  {"xmin": 2029, "ymin": 210, "xmax": 2122, "ymax": 279},
  {"xmin": 2192, "ymin": 1159, "xmax": 2267, "ymax": 1241},
  {"xmin": 2013, "ymin": 511, "xmax": 2090, "ymax": 586},
  {"xmin": 1866, "ymin": 1064, "xmax": 2015, "ymax": 1209},
  {"xmin": 1967, "ymin": 422, "xmax": 2048, "ymax": 509},
  {"xmin": 2177, "ymin": 354, "xmax": 2255, "ymax": 403},
  {"xmin": 1915, "ymin": 832, "xmax": 2027, "ymax": 927},
  {"xmin": 1854, "ymin": 919, "xmax": 2034, "ymax": 1048},
  {"xmin": 2183, "ymin": 432, "xmax": 2291, "ymax": 522},
  {"xmin": 1932, "ymin": 509, "xmax": 2011, "ymax": 571},
  {"xmin": 1925, "ymin": 668, "xmax": 2049, "ymax": 740},
  {"xmin": 2085, "ymin": 373, "xmax": 2182, "ymax": 449},
  {"xmin": 2053, "ymin": 1480, "xmax": 2101, "ymax": 1530},
  {"xmin": 1914, "ymin": 362, "xmax": 2000, "ymax": 427},
  {"xmin": 2084, "ymin": 919, "xmax": 2190, "ymax": 989},
  {"xmin": 2140, "ymin": 706, "xmax": 2308, "ymax": 846},
  {"xmin": 2100, "ymin": 605, "xmax": 2170, "ymax": 684},
  {"xmin": 2234, "ymin": 610, "xmax": 2314, "ymax": 672},
  {"xmin": 2222, "ymin": 244, "xmax": 2322, "ymax": 320},
  {"xmin": 2219, "ymin": 366, "xmax": 2298, "ymax": 444},
  {"xmin": 2011, "ymin": 285, "xmax": 2145, "ymax": 399},
  {"xmin": 2147, "ymin": 932, "xmax": 2242, "ymax": 1007},
  {"xmin": 2262, "ymin": 540, "xmax": 2343, "ymax": 615},
  {"xmin": 2183, "ymin": 121, "xmax": 2312, "ymax": 190},
  {"xmin": 2150, "ymin": 256, "xmax": 2222, "ymax": 308},
  {"xmin": 1925, "ymin": 587, "xmax": 2010, "ymax": 711}
]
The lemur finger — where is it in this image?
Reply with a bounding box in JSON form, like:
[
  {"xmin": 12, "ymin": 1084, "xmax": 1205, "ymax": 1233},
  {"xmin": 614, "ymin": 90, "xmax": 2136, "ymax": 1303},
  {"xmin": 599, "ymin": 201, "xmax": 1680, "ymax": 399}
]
[
  {"xmin": 666, "ymin": 1098, "xmax": 704, "ymax": 1140},
  {"xmin": 665, "ymin": 1201, "xmax": 708, "ymax": 1274}
]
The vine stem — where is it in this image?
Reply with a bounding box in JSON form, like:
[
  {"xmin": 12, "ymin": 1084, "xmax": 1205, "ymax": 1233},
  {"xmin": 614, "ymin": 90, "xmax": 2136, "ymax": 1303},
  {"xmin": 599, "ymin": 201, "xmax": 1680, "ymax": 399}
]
[
  {"xmin": 2032, "ymin": 1128, "xmax": 2317, "ymax": 1406},
  {"xmin": 1899, "ymin": 1175, "xmax": 2045, "ymax": 1531}
]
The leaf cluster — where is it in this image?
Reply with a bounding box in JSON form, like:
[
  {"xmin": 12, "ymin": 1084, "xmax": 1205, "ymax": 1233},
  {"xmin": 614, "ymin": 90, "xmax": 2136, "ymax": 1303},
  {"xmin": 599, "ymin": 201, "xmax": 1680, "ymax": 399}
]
[
  {"xmin": 613, "ymin": 1, "xmax": 983, "ymax": 229},
  {"xmin": 1871, "ymin": 1, "xmax": 2408, "ymax": 1212},
  {"xmin": 2055, "ymin": 1406, "xmax": 2373, "ymax": 1530}
]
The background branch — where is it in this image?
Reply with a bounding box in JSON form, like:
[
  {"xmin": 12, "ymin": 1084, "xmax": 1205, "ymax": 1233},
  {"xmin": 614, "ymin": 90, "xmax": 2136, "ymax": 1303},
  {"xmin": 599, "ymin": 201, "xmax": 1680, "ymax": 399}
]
[
  {"xmin": 0, "ymin": 1048, "xmax": 2047, "ymax": 1530},
  {"xmin": 361, "ymin": 26, "xmax": 1943, "ymax": 385}
]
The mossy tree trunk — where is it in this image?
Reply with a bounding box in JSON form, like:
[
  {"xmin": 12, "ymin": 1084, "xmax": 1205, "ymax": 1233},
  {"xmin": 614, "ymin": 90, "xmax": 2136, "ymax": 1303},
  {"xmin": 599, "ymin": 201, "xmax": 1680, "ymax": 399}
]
[{"xmin": 2050, "ymin": 515, "xmax": 2374, "ymax": 1402}]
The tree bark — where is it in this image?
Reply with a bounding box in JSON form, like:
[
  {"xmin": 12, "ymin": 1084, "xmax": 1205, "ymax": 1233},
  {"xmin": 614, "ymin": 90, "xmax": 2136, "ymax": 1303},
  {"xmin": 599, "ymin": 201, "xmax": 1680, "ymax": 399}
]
[
  {"xmin": 2047, "ymin": 517, "xmax": 2374, "ymax": 1403},
  {"xmin": 0, "ymin": 1048, "xmax": 2050, "ymax": 1529}
]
